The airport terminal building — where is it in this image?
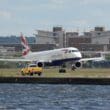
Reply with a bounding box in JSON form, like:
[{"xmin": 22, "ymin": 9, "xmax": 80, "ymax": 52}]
[
  {"xmin": 35, "ymin": 26, "xmax": 110, "ymax": 51},
  {"xmin": 0, "ymin": 26, "xmax": 110, "ymax": 56}
]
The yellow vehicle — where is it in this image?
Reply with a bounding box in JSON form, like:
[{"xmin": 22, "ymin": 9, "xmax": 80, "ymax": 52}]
[{"xmin": 21, "ymin": 64, "xmax": 43, "ymax": 76}]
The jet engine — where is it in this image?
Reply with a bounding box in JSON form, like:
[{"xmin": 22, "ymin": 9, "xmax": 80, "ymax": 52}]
[
  {"xmin": 75, "ymin": 61, "xmax": 82, "ymax": 68},
  {"xmin": 72, "ymin": 61, "xmax": 82, "ymax": 70},
  {"xmin": 37, "ymin": 62, "xmax": 44, "ymax": 67}
]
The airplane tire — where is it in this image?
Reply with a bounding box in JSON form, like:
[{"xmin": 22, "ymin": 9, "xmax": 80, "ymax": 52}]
[
  {"xmin": 71, "ymin": 66, "xmax": 76, "ymax": 71},
  {"xmin": 59, "ymin": 69, "xmax": 66, "ymax": 73}
]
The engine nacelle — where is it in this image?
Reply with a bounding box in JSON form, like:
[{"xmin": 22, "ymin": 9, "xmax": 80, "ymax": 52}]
[
  {"xmin": 75, "ymin": 61, "xmax": 82, "ymax": 68},
  {"xmin": 37, "ymin": 62, "xmax": 43, "ymax": 67},
  {"xmin": 72, "ymin": 61, "xmax": 82, "ymax": 70}
]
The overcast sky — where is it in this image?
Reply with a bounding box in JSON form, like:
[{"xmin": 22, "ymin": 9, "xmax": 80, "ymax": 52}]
[{"xmin": 0, "ymin": 0, "xmax": 110, "ymax": 36}]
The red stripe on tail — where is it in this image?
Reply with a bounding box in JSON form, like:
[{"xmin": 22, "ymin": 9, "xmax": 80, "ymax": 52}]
[
  {"xmin": 20, "ymin": 33, "xmax": 30, "ymax": 57},
  {"xmin": 22, "ymin": 48, "xmax": 30, "ymax": 56}
]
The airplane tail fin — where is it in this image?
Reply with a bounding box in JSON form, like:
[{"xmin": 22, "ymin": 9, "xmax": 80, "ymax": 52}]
[{"xmin": 20, "ymin": 33, "xmax": 31, "ymax": 57}]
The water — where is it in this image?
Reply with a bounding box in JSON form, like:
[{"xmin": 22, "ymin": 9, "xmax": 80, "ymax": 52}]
[{"xmin": 0, "ymin": 84, "xmax": 110, "ymax": 110}]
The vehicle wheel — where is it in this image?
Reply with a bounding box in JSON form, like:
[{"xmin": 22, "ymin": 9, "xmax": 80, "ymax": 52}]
[
  {"xmin": 38, "ymin": 72, "xmax": 42, "ymax": 76},
  {"xmin": 30, "ymin": 73, "xmax": 33, "ymax": 76},
  {"xmin": 21, "ymin": 71, "xmax": 25, "ymax": 76}
]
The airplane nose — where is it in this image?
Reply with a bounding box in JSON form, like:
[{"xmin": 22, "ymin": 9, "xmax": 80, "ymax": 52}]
[
  {"xmin": 75, "ymin": 52, "xmax": 82, "ymax": 58},
  {"xmin": 79, "ymin": 52, "xmax": 82, "ymax": 58}
]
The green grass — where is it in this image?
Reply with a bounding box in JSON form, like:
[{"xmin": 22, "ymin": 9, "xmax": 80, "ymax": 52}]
[
  {"xmin": 0, "ymin": 68, "xmax": 110, "ymax": 78},
  {"xmin": 43, "ymin": 68, "xmax": 110, "ymax": 78},
  {"xmin": 0, "ymin": 68, "xmax": 20, "ymax": 77}
]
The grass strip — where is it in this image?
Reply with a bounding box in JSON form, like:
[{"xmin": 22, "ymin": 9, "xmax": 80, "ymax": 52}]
[{"xmin": 0, "ymin": 68, "xmax": 110, "ymax": 78}]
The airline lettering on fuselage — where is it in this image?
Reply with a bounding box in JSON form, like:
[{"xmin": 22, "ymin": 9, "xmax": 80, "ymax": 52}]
[{"xmin": 62, "ymin": 49, "xmax": 69, "ymax": 53}]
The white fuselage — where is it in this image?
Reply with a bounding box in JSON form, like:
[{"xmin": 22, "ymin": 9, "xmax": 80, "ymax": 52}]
[{"xmin": 24, "ymin": 47, "xmax": 82, "ymax": 63}]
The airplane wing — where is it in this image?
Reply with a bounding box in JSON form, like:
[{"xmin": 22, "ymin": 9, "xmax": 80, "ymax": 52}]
[
  {"xmin": 80, "ymin": 56, "xmax": 105, "ymax": 62},
  {"xmin": 0, "ymin": 58, "xmax": 31, "ymax": 62}
]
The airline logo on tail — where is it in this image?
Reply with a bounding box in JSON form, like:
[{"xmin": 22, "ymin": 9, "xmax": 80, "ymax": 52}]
[{"xmin": 20, "ymin": 33, "xmax": 30, "ymax": 57}]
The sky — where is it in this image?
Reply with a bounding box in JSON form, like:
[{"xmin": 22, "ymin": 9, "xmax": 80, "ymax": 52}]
[{"xmin": 0, "ymin": 0, "xmax": 110, "ymax": 36}]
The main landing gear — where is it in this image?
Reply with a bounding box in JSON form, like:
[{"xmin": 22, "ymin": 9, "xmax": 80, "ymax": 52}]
[
  {"xmin": 71, "ymin": 65, "xmax": 76, "ymax": 71},
  {"xmin": 59, "ymin": 64, "xmax": 66, "ymax": 73}
]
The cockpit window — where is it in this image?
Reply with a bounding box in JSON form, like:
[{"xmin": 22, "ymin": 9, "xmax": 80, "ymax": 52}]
[
  {"xmin": 68, "ymin": 50, "xmax": 78, "ymax": 53},
  {"xmin": 62, "ymin": 49, "xmax": 79, "ymax": 53},
  {"xmin": 72, "ymin": 50, "xmax": 79, "ymax": 52}
]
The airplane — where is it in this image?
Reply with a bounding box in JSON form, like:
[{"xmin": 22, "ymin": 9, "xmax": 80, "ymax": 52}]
[{"xmin": 0, "ymin": 33, "xmax": 105, "ymax": 72}]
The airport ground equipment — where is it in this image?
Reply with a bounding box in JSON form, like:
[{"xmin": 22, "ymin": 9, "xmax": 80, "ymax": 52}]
[{"xmin": 21, "ymin": 64, "xmax": 43, "ymax": 76}]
